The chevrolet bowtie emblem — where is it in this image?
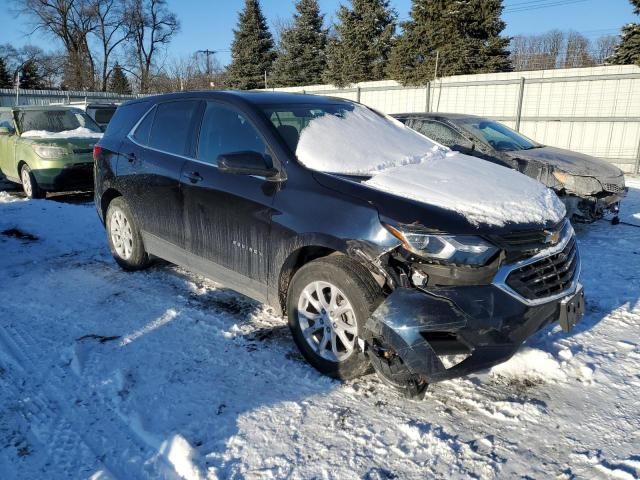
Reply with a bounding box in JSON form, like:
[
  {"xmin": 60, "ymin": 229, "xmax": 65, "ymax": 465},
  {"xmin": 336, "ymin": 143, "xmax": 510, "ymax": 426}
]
[{"xmin": 544, "ymin": 230, "xmax": 561, "ymax": 245}]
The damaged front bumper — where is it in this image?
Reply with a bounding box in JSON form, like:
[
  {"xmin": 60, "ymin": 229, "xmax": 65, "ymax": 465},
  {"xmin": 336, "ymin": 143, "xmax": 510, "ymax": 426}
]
[
  {"xmin": 560, "ymin": 191, "xmax": 626, "ymax": 223},
  {"xmin": 552, "ymin": 174, "xmax": 627, "ymax": 223},
  {"xmin": 364, "ymin": 230, "xmax": 584, "ymax": 385}
]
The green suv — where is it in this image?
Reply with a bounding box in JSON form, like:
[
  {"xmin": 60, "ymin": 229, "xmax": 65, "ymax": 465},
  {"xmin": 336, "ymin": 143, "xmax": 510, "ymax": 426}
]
[{"xmin": 0, "ymin": 106, "xmax": 103, "ymax": 198}]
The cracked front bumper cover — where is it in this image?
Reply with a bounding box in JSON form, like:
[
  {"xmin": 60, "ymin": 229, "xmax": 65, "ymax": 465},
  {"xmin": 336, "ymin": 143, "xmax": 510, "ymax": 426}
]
[{"xmin": 365, "ymin": 285, "xmax": 569, "ymax": 384}]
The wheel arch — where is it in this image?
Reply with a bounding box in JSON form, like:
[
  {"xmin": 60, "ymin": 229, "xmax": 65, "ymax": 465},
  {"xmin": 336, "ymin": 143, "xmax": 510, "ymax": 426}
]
[
  {"xmin": 16, "ymin": 159, "xmax": 28, "ymax": 177},
  {"xmin": 100, "ymin": 188, "xmax": 123, "ymax": 221},
  {"xmin": 277, "ymin": 245, "xmax": 339, "ymax": 315}
]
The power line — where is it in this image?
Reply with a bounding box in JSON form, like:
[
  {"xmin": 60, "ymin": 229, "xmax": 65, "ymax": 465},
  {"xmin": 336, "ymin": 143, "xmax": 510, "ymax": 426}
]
[{"xmin": 504, "ymin": 0, "xmax": 589, "ymax": 13}]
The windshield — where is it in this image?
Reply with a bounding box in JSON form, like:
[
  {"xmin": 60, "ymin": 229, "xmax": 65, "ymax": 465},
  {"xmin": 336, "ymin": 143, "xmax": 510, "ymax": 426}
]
[
  {"xmin": 15, "ymin": 109, "xmax": 102, "ymax": 135},
  {"xmin": 262, "ymin": 102, "xmax": 442, "ymax": 175},
  {"xmin": 457, "ymin": 118, "xmax": 540, "ymax": 151}
]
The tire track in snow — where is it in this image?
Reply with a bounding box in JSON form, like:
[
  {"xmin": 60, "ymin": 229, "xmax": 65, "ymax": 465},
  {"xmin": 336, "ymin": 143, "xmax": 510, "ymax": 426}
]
[
  {"xmin": 0, "ymin": 321, "xmax": 187, "ymax": 480},
  {"xmin": 0, "ymin": 324, "xmax": 106, "ymax": 477}
]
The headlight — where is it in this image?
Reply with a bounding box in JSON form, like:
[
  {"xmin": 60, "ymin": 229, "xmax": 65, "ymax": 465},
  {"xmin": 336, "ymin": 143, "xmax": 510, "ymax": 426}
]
[
  {"xmin": 552, "ymin": 171, "xmax": 601, "ymax": 193},
  {"xmin": 384, "ymin": 224, "xmax": 499, "ymax": 266},
  {"xmin": 32, "ymin": 145, "xmax": 68, "ymax": 159}
]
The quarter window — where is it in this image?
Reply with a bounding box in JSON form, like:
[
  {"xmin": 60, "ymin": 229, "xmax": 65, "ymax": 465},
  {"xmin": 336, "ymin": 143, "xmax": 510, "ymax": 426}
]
[
  {"xmin": 197, "ymin": 102, "xmax": 267, "ymax": 165},
  {"xmin": 146, "ymin": 100, "xmax": 200, "ymax": 156},
  {"xmin": 132, "ymin": 107, "xmax": 155, "ymax": 145}
]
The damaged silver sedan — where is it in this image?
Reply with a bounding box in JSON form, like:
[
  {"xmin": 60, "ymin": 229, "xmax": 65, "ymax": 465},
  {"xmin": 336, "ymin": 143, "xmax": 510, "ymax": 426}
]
[{"xmin": 394, "ymin": 113, "xmax": 627, "ymax": 223}]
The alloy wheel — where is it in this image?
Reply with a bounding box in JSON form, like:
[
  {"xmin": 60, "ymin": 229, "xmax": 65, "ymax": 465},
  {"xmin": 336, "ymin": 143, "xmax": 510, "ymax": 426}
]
[
  {"xmin": 109, "ymin": 207, "xmax": 134, "ymax": 260},
  {"xmin": 297, "ymin": 281, "xmax": 358, "ymax": 362},
  {"xmin": 21, "ymin": 168, "xmax": 33, "ymax": 198}
]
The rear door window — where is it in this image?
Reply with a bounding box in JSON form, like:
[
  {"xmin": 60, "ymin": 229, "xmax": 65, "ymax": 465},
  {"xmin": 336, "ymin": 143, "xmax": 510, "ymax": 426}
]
[
  {"xmin": 147, "ymin": 100, "xmax": 200, "ymax": 156},
  {"xmin": 414, "ymin": 120, "xmax": 468, "ymax": 148},
  {"xmin": 0, "ymin": 111, "xmax": 13, "ymax": 129},
  {"xmin": 197, "ymin": 102, "xmax": 267, "ymax": 165}
]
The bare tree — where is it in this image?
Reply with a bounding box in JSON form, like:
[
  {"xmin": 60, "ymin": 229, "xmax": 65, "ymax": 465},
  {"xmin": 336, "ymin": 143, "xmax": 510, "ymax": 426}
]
[
  {"xmin": 150, "ymin": 52, "xmax": 223, "ymax": 93},
  {"xmin": 510, "ymin": 30, "xmax": 604, "ymax": 71},
  {"xmin": 14, "ymin": 0, "xmax": 98, "ymax": 89},
  {"xmin": 564, "ymin": 32, "xmax": 595, "ymax": 68},
  {"xmin": 89, "ymin": 0, "xmax": 130, "ymax": 91},
  {"xmin": 126, "ymin": 0, "xmax": 180, "ymax": 93},
  {"xmin": 594, "ymin": 35, "xmax": 620, "ymax": 65}
]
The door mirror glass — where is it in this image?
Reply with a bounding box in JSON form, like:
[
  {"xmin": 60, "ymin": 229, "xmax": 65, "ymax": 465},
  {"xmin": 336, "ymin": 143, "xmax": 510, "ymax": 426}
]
[{"xmin": 217, "ymin": 151, "xmax": 279, "ymax": 177}]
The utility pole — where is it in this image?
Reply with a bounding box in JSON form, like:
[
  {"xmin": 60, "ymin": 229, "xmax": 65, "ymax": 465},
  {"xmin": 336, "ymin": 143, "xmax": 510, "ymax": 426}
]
[
  {"xmin": 433, "ymin": 51, "xmax": 440, "ymax": 81},
  {"xmin": 197, "ymin": 49, "xmax": 217, "ymax": 87},
  {"xmin": 15, "ymin": 70, "xmax": 20, "ymax": 106}
]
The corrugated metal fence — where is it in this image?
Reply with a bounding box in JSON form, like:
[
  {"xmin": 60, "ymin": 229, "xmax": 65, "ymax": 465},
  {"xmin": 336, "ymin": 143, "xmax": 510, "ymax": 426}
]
[
  {"xmin": 2, "ymin": 65, "xmax": 640, "ymax": 173},
  {"xmin": 0, "ymin": 88, "xmax": 137, "ymax": 107},
  {"xmin": 271, "ymin": 65, "xmax": 640, "ymax": 174}
]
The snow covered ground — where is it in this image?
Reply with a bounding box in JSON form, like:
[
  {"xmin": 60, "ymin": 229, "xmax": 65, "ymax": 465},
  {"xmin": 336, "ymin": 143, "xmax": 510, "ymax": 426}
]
[{"xmin": 0, "ymin": 179, "xmax": 639, "ymax": 479}]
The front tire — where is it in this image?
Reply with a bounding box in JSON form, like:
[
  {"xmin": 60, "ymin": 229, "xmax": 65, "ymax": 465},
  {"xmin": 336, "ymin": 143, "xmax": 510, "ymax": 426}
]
[
  {"xmin": 287, "ymin": 256, "xmax": 382, "ymax": 380},
  {"xmin": 106, "ymin": 197, "xmax": 150, "ymax": 271},
  {"xmin": 20, "ymin": 165, "xmax": 45, "ymax": 199}
]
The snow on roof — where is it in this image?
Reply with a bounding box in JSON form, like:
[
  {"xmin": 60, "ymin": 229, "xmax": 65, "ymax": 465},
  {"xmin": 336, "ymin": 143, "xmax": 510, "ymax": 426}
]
[
  {"xmin": 296, "ymin": 105, "xmax": 565, "ymax": 227},
  {"xmin": 21, "ymin": 127, "xmax": 103, "ymax": 139}
]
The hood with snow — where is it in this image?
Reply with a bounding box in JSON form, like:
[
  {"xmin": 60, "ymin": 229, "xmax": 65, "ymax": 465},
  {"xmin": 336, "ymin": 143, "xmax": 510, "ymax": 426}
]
[
  {"xmin": 21, "ymin": 127, "xmax": 103, "ymax": 140},
  {"xmin": 296, "ymin": 106, "xmax": 566, "ymax": 232}
]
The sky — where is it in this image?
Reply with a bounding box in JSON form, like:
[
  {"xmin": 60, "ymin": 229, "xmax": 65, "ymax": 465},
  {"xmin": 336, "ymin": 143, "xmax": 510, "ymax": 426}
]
[{"xmin": 0, "ymin": 0, "xmax": 637, "ymax": 66}]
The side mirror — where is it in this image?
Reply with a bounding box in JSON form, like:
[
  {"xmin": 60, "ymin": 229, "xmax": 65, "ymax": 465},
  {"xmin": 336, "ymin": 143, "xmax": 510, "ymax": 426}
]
[
  {"xmin": 217, "ymin": 151, "xmax": 279, "ymax": 178},
  {"xmin": 453, "ymin": 140, "xmax": 475, "ymax": 152},
  {"xmin": 0, "ymin": 127, "xmax": 14, "ymax": 136}
]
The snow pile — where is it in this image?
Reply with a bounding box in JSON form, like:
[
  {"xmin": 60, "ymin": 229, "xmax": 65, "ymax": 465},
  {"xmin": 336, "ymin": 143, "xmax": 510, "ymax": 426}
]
[
  {"xmin": 0, "ymin": 191, "xmax": 25, "ymax": 203},
  {"xmin": 296, "ymin": 105, "xmax": 565, "ymax": 227},
  {"xmin": 489, "ymin": 347, "xmax": 566, "ymax": 382},
  {"xmin": 296, "ymin": 106, "xmax": 447, "ymax": 174},
  {"xmin": 365, "ymin": 154, "xmax": 566, "ymax": 227},
  {"xmin": 21, "ymin": 127, "xmax": 103, "ymax": 139}
]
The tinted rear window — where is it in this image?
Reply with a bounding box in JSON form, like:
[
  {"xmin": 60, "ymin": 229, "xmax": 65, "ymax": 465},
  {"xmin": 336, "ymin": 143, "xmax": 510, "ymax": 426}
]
[{"xmin": 92, "ymin": 107, "xmax": 116, "ymax": 125}]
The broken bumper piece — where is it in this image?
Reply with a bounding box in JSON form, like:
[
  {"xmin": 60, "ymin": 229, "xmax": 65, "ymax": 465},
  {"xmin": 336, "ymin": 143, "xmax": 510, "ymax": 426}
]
[{"xmin": 365, "ymin": 284, "xmax": 579, "ymax": 384}]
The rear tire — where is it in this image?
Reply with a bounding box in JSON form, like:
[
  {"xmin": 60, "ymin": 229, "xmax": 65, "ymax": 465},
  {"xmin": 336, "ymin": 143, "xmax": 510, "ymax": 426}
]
[
  {"xmin": 287, "ymin": 255, "xmax": 382, "ymax": 380},
  {"xmin": 106, "ymin": 197, "xmax": 150, "ymax": 271},
  {"xmin": 20, "ymin": 165, "xmax": 45, "ymax": 199}
]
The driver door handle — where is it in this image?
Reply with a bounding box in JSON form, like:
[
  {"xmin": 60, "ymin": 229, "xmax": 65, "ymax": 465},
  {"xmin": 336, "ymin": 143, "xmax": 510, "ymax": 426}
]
[{"xmin": 184, "ymin": 171, "xmax": 203, "ymax": 184}]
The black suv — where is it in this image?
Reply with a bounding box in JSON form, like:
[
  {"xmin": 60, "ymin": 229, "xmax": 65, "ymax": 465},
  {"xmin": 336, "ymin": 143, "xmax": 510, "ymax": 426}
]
[{"xmin": 94, "ymin": 92, "xmax": 584, "ymax": 397}]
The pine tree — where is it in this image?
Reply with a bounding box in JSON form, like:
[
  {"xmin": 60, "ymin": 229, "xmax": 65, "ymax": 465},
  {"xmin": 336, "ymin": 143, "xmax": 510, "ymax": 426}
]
[
  {"xmin": 19, "ymin": 60, "xmax": 45, "ymax": 89},
  {"xmin": 271, "ymin": 0, "xmax": 328, "ymax": 87},
  {"xmin": 387, "ymin": 0, "xmax": 512, "ymax": 85},
  {"xmin": 0, "ymin": 57, "xmax": 11, "ymax": 89},
  {"xmin": 609, "ymin": 0, "xmax": 640, "ymax": 66},
  {"xmin": 226, "ymin": 0, "xmax": 277, "ymax": 89},
  {"xmin": 324, "ymin": 0, "xmax": 396, "ymax": 87},
  {"xmin": 109, "ymin": 63, "xmax": 132, "ymax": 94}
]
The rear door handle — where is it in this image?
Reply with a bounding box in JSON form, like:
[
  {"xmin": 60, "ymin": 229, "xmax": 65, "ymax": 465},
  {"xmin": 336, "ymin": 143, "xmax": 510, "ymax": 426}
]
[{"xmin": 184, "ymin": 171, "xmax": 203, "ymax": 184}]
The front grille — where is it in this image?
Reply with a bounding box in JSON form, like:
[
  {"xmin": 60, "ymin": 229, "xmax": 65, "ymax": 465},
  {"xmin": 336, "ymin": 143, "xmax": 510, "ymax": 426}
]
[
  {"xmin": 73, "ymin": 148, "xmax": 93, "ymax": 154},
  {"xmin": 491, "ymin": 220, "xmax": 569, "ymax": 262},
  {"xmin": 505, "ymin": 235, "xmax": 578, "ymax": 300},
  {"xmin": 602, "ymin": 182, "xmax": 624, "ymax": 194}
]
